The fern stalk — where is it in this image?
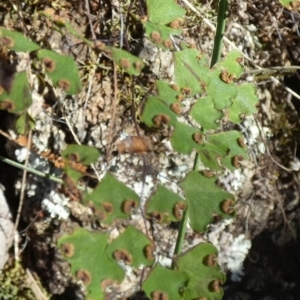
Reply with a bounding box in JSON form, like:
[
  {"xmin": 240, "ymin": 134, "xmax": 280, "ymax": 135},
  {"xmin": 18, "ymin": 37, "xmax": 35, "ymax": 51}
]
[
  {"xmin": 172, "ymin": 0, "xmax": 228, "ymax": 265},
  {"xmin": 211, "ymin": 0, "xmax": 228, "ymax": 67}
]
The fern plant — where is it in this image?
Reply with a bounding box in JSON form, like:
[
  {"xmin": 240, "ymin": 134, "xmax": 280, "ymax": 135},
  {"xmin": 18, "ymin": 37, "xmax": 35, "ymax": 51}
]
[
  {"xmin": 53, "ymin": 1, "xmax": 258, "ymax": 299},
  {"xmin": 0, "ymin": 0, "xmax": 271, "ymax": 299}
]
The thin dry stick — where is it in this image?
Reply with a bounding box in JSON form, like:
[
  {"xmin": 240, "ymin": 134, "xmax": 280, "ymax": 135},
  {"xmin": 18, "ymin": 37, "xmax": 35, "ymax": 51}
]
[
  {"xmin": 0, "ymin": 129, "xmax": 14, "ymax": 141},
  {"xmin": 253, "ymin": 117, "xmax": 296, "ymax": 238},
  {"xmin": 274, "ymin": 188, "xmax": 297, "ymax": 240},
  {"xmin": 243, "ymin": 193, "xmax": 255, "ymax": 238},
  {"xmin": 85, "ymin": 0, "xmax": 97, "ymax": 40},
  {"xmin": 83, "ymin": 0, "xmax": 101, "ymax": 111},
  {"xmin": 11, "ymin": 0, "xmax": 31, "ymax": 36},
  {"xmin": 26, "ymin": 268, "xmax": 49, "ymax": 300},
  {"xmin": 105, "ymin": 4, "xmax": 126, "ymax": 160},
  {"xmin": 83, "ymin": 54, "xmax": 101, "ymax": 110},
  {"xmin": 119, "ymin": 4, "xmax": 124, "ymax": 48},
  {"xmin": 105, "ymin": 62, "xmax": 118, "ymax": 161},
  {"xmin": 127, "ymin": 83, "xmax": 151, "ymax": 239},
  {"xmin": 254, "ymin": 115, "xmax": 292, "ymax": 172},
  {"xmin": 61, "ymin": 108, "xmax": 102, "ymax": 181},
  {"xmin": 181, "ymin": 0, "xmax": 300, "ymax": 101},
  {"xmin": 41, "ymin": 71, "xmax": 101, "ymax": 180},
  {"xmin": 14, "ymin": 130, "xmax": 32, "ymax": 260}
]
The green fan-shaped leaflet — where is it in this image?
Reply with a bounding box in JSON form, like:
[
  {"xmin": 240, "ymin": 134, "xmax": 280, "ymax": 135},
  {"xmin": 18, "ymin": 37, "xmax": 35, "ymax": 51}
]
[
  {"xmin": 58, "ymin": 228, "xmax": 124, "ymax": 300},
  {"xmin": 106, "ymin": 47, "xmax": 145, "ymax": 76},
  {"xmin": 141, "ymin": 80, "xmax": 248, "ymax": 170},
  {"xmin": 174, "ymin": 49, "xmax": 253, "ymax": 118},
  {"xmin": 146, "ymin": 184, "xmax": 186, "ymax": 223},
  {"xmin": 174, "ymin": 49, "xmax": 258, "ymax": 124},
  {"xmin": 143, "ymin": 263, "xmax": 188, "ymax": 300},
  {"xmin": 37, "ymin": 49, "xmax": 82, "ymax": 95},
  {"xmin": 41, "ymin": 11, "xmax": 145, "ymax": 76},
  {"xmin": 215, "ymin": 50, "xmax": 244, "ymax": 78},
  {"xmin": 143, "ymin": 21, "xmax": 181, "ymax": 50},
  {"xmin": 0, "ymin": 27, "xmax": 40, "ymax": 52},
  {"xmin": 208, "ymin": 130, "xmax": 248, "ymax": 171},
  {"xmin": 143, "ymin": 0, "xmax": 185, "ymax": 49},
  {"xmin": 147, "ymin": 0, "xmax": 185, "ymax": 24},
  {"xmin": 201, "ymin": 51, "xmax": 245, "ymax": 111},
  {"xmin": 156, "ymin": 79, "xmax": 182, "ymax": 99},
  {"xmin": 106, "ymin": 226, "xmax": 155, "ymax": 268},
  {"xmin": 63, "ymin": 163, "xmax": 85, "ymax": 189},
  {"xmin": 82, "ymin": 172, "xmax": 140, "ymax": 224},
  {"xmin": 206, "ymin": 51, "xmax": 258, "ymax": 120},
  {"xmin": 170, "ymin": 122, "xmax": 200, "ymax": 155},
  {"xmin": 0, "ymin": 71, "xmax": 32, "ymax": 113},
  {"xmin": 171, "ymin": 124, "xmax": 247, "ymax": 171},
  {"xmin": 228, "ymin": 83, "xmax": 258, "ymax": 123},
  {"xmin": 155, "ymin": 80, "xmax": 180, "ymax": 97},
  {"xmin": 195, "ymin": 130, "xmax": 248, "ymax": 171},
  {"xmin": 141, "ymin": 81, "xmax": 181, "ymax": 127},
  {"xmin": 205, "ymin": 68, "xmax": 237, "ymax": 110},
  {"xmin": 278, "ymin": 0, "xmax": 295, "ymax": 7},
  {"xmin": 174, "ymin": 49, "xmax": 210, "ymax": 95},
  {"xmin": 15, "ymin": 112, "xmax": 35, "ymax": 134},
  {"xmin": 141, "ymin": 95, "xmax": 178, "ymax": 127},
  {"xmin": 190, "ymin": 96, "xmax": 223, "ymax": 130},
  {"xmin": 180, "ymin": 171, "xmax": 235, "ymax": 232},
  {"xmin": 174, "ymin": 243, "xmax": 226, "ymax": 300},
  {"xmin": 61, "ymin": 144, "xmax": 101, "ymax": 166}
]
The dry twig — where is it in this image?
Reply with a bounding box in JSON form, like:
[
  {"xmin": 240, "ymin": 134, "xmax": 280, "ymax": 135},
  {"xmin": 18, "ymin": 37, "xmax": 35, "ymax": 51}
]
[{"xmin": 13, "ymin": 130, "xmax": 32, "ymax": 259}]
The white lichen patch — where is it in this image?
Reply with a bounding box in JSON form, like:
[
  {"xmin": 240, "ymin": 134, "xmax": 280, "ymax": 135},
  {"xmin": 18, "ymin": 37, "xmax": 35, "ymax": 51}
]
[
  {"xmin": 240, "ymin": 115, "xmax": 272, "ymax": 153},
  {"xmin": 206, "ymin": 220, "xmax": 251, "ymax": 282},
  {"xmin": 221, "ymin": 233, "xmax": 251, "ymax": 282},
  {"xmin": 15, "ymin": 148, "xmax": 51, "ymax": 174},
  {"xmin": 15, "ymin": 147, "xmax": 30, "ymax": 163},
  {"xmin": 290, "ymin": 158, "xmax": 300, "ymax": 171},
  {"xmin": 42, "ymin": 191, "xmax": 70, "ymax": 220},
  {"xmin": 219, "ymin": 169, "xmax": 248, "ymax": 194},
  {"xmin": 157, "ymin": 255, "xmax": 172, "ymax": 268},
  {"xmin": 14, "ymin": 147, "xmax": 70, "ymax": 221}
]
